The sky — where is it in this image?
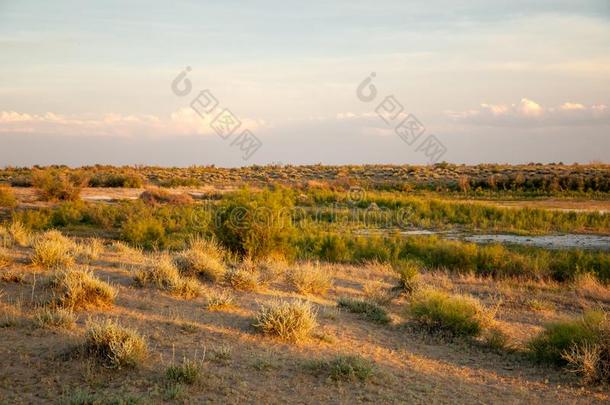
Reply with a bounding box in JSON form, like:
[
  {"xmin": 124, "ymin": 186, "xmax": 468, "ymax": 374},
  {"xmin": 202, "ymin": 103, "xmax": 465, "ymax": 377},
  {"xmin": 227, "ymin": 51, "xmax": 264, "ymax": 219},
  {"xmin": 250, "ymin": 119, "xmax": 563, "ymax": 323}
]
[{"xmin": 0, "ymin": 0, "xmax": 609, "ymax": 167}]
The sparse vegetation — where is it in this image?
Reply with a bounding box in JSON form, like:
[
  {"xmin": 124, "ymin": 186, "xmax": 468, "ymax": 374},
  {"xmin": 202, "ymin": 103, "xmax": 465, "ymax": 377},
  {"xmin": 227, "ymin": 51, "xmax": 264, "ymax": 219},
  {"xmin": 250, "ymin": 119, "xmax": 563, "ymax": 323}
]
[
  {"xmin": 305, "ymin": 354, "xmax": 374, "ymax": 382},
  {"xmin": 254, "ymin": 299, "xmax": 317, "ymax": 342},
  {"xmin": 166, "ymin": 356, "xmax": 203, "ymax": 385},
  {"xmin": 337, "ymin": 297, "xmax": 391, "ymax": 324},
  {"xmin": 1, "ymin": 163, "xmax": 610, "ymax": 401}
]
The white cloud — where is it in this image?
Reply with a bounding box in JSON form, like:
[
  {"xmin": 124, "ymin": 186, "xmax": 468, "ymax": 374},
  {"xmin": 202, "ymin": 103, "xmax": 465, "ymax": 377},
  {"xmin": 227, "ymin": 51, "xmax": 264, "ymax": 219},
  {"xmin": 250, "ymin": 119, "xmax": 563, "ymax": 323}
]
[
  {"xmin": 0, "ymin": 108, "xmax": 268, "ymax": 137},
  {"xmin": 446, "ymin": 99, "xmax": 610, "ymax": 127}
]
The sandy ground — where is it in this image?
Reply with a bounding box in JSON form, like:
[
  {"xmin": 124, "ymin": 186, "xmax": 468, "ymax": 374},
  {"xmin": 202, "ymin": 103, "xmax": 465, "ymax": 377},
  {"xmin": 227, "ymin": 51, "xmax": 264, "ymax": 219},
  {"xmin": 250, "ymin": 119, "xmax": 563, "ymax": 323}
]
[{"xmin": 1, "ymin": 245, "xmax": 609, "ymax": 404}]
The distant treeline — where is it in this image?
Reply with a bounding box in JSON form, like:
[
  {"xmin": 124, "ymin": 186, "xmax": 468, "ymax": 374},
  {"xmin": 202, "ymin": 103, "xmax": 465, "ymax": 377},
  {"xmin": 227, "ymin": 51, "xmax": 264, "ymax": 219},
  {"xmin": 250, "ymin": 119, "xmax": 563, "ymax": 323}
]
[{"xmin": 1, "ymin": 163, "xmax": 610, "ymax": 193}]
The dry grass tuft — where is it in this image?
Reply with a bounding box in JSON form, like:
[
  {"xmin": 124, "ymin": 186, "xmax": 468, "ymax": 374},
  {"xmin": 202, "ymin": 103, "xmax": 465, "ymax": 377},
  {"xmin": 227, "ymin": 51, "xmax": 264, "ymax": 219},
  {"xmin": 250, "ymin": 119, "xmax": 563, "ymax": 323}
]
[
  {"xmin": 31, "ymin": 230, "xmax": 75, "ymax": 269},
  {"xmin": 166, "ymin": 356, "xmax": 203, "ymax": 385},
  {"xmin": 1, "ymin": 221, "xmax": 30, "ymax": 247},
  {"xmin": 135, "ymin": 255, "xmax": 202, "ymax": 299},
  {"xmin": 174, "ymin": 239, "xmax": 227, "ymax": 282},
  {"xmin": 254, "ymin": 299, "xmax": 317, "ymax": 342},
  {"xmin": 34, "ymin": 307, "xmax": 76, "ymax": 329},
  {"xmin": 256, "ymin": 256, "xmax": 287, "ymax": 286},
  {"xmin": 363, "ymin": 280, "xmax": 396, "ymax": 306},
  {"xmin": 286, "ymin": 262, "xmax": 332, "ymax": 295},
  {"xmin": 47, "ymin": 269, "xmax": 117, "ymax": 310},
  {"xmin": 75, "ymin": 238, "xmax": 104, "ymax": 263},
  {"xmin": 574, "ymin": 273, "xmax": 610, "ymax": 303},
  {"xmin": 225, "ymin": 260, "xmax": 260, "ymax": 291},
  {"xmin": 111, "ymin": 241, "xmax": 144, "ymax": 257},
  {"xmin": 83, "ymin": 318, "xmax": 147, "ymax": 368},
  {"xmin": 205, "ymin": 289, "xmax": 235, "ymax": 311}
]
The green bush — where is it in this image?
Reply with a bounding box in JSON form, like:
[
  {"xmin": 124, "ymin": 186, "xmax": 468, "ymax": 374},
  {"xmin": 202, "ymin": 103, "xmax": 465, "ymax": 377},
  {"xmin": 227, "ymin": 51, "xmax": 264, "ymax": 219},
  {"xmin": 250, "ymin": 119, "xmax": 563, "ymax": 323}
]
[
  {"xmin": 407, "ymin": 290, "xmax": 494, "ymax": 337},
  {"xmin": 121, "ymin": 217, "xmax": 166, "ymax": 249},
  {"xmin": 528, "ymin": 310, "xmax": 607, "ymax": 365},
  {"xmin": 32, "ymin": 169, "xmax": 85, "ymax": 201},
  {"xmin": 393, "ymin": 259, "xmax": 422, "ymax": 294},
  {"xmin": 213, "ymin": 188, "xmax": 295, "ymax": 259}
]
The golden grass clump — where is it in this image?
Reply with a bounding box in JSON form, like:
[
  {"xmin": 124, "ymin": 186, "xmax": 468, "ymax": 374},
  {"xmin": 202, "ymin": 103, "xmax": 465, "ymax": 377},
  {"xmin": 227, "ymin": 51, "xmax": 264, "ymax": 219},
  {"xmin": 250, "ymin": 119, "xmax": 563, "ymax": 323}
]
[
  {"xmin": 224, "ymin": 260, "xmax": 260, "ymax": 291},
  {"xmin": 0, "ymin": 184, "xmax": 17, "ymax": 208},
  {"xmin": 83, "ymin": 319, "xmax": 147, "ymax": 368},
  {"xmin": 110, "ymin": 241, "xmax": 146, "ymax": 264},
  {"xmin": 47, "ymin": 269, "xmax": 117, "ymax": 310},
  {"xmin": 31, "ymin": 230, "xmax": 75, "ymax": 269},
  {"xmin": 174, "ymin": 239, "xmax": 227, "ymax": 282},
  {"xmin": 363, "ymin": 280, "xmax": 396, "ymax": 306},
  {"xmin": 75, "ymin": 238, "xmax": 104, "ymax": 263},
  {"xmin": 286, "ymin": 262, "xmax": 332, "ymax": 295},
  {"xmin": 1, "ymin": 221, "xmax": 30, "ymax": 248},
  {"xmin": 135, "ymin": 255, "xmax": 202, "ymax": 299},
  {"xmin": 34, "ymin": 307, "xmax": 76, "ymax": 329},
  {"xmin": 574, "ymin": 273, "xmax": 610, "ymax": 303},
  {"xmin": 254, "ymin": 299, "xmax": 317, "ymax": 342},
  {"xmin": 205, "ymin": 289, "xmax": 235, "ymax": 311}
]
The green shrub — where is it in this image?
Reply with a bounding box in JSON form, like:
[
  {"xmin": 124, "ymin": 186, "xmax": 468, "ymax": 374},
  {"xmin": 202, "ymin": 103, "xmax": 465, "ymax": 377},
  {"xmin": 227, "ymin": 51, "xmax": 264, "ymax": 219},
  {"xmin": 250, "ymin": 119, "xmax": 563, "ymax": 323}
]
[
  {"xmin": 337, "ymin": 297, "xmax": 390, "ymax": 324},
  {"xmin": 213, "ymin": 188, "xmax": 295, "ymax": 259},
  {"xmin": 83, "ymin": 319, "xmax": 147, "ymax": 368},
  {"xmin": 89, "ymin": 171, "xmax": 144, "ymax": 188},
  {"xmin": 254, "ymin": 299, "xmax": 317, "ymax": 342},
  {"xmin": 166, "ymin": 357, "xmax": 202, "ymax": 385},
  {"xmin": 305, "ymin": 355, "xmax": 374, "ymax": 382},
  {"xmin": 407, "ymin": 290, "xmax": 494, "ymax": 337},
  {"xmin": 393, "ymin": 259, "xmax": 422, "ymax": 294},
  {"xmin": 121, "ymin": 217, "xmax": 166, "ymax": 250},
  {"xmin": 528, "ymin": 310, "xmax": 606, "ymax": 365},
  {"xmin": 32, "ymin": 169, "xmax": 84, "ymax": 201}
]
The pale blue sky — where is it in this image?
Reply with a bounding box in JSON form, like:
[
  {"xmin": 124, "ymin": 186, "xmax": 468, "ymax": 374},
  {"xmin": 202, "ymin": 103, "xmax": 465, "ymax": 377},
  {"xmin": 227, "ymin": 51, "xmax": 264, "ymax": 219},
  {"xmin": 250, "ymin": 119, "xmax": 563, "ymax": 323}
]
[{"xmin": 1, "ymin": 0, "xmax": 609, "ymax": 166}]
